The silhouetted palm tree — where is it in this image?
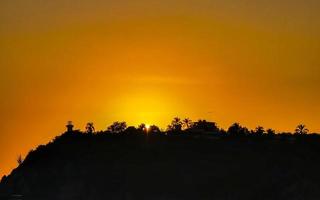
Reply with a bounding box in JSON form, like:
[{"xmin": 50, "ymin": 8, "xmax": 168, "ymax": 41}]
[
  {"xmin": 182, "ymin": 118, "xmax": 192, "ymax": 130},
  {"xmin": 168, "ymin": 117, "xmax": 182, "ymax": 132},
  {"xmin": 295, "ymin": 124, "xmax": 309, "ymax": 135},
  {"xmin": 86, "ymin": 122, "xmax": 95, "ymax": 134}
]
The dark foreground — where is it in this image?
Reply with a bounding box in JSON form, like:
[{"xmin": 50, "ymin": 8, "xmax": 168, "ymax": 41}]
[{"xmin": 1, "ymin": 132, "xmax": 320, "ymax": 200}]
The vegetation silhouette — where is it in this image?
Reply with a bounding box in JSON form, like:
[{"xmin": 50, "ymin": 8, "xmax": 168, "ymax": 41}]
[
  {"xmin": 295, "ymin": 124, "xmax": 309, "ymax": 135},
  {"xmin": 182, "ymin": 118, "xmax": 192, "ymax": 130},
  {"xmin": 16, "ymin": 155, "xmax": 23, "ymax": 166},
  {"xmin": 167, "ymin": 117, "xmax": 183, "ymax": 133},
  {"xmin": 227, "ymin": 123, "xmax": 249, "ymax": 136},
  {"xmin": 254, "ymin": 126, "xmax": 265, "ymax": 136},
  {"xmin": 85, "ymin": 122, "xmax": 95, "ymax": 134},
  {"xmin": 266, "ymin": 128, "xmax": 276, "ymax": 136},
  {"xmin": 107, "ymin": 121, "xmax": 127, "ymax": 133},
  {"xmin": 0, "ymin": 119, "xmax": 319, "ymax": 200},
  {"xmin": 137, "ymin": 123, "xmax": 147, "ymax": 132}
]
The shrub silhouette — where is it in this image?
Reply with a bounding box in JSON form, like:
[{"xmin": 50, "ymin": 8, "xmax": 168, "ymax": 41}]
[{"xmin": 17, "ymin": 155, "xmax": 23, "ymax": 166}]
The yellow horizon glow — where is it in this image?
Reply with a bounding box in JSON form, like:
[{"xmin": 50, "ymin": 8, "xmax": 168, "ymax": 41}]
[{"xmin": 145, "ymin": 124, "xmax": 151, "ymax": 130}]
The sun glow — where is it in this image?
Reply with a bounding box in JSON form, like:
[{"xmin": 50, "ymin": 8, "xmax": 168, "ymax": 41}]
[
  {"xmin": 145, "ymin": 124, "xmax": 150, "ymax": 130},
  {"xmin": 111, "ymin": 90, "xmax": 185, "ymax": 128}
]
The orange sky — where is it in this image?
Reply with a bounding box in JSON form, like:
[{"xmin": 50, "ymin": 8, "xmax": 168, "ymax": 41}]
[{"xmin": 1, "ymin": 0, "xmax": 320, "ymax": 177}]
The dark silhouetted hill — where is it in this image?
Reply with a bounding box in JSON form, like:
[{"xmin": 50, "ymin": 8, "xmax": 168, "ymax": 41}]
[{"xmin": 1, "ymin": 131, "xmax": 320, "ymax": 200}]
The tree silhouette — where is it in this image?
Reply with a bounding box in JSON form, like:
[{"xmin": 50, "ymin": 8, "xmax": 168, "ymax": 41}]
[
  {"xmin": 295, "ymin": 124, "xmax": 309, "ymax": 135},
  {"xmin": 227, "ymin": 123, "xmax": 240, "ymax": 135},
  {"xmin": 85, "ymin": 122, "xmax": 95, "ymax": 134},
  {"xmin": 255, "ymin": 126, "xmax": 265, "ymax": 136},
  {"xmin": 167, "ymin": 117, "xmax": 182, "ymax": 132},
  {"xmin": 107, "ymin": 121, "xmax": 127, "ymax": 133},
  {"xmin": 227, "ymin": 123, "xmax": 249, "ymax": 136},
  {"xmin": 138, "ymin": 123, "xmax": 147, "ymax": 132},
  {"xmin": 125, "ymin": 126, "xmax": 137, "ymax": 133},
  {"xmin": 191, "ymin": 120, "xmax": 220, "ymax": 133},
  {"xmin": 266, "ymin": 128, "xmax": 275, "ymax": 136},
  {"xmin": 182, "ymin": 118, "xmax": 192, "ymax": 130},
  {"xmin": 149, "ymin": 125, "xmax": 161, "ymax": 134}
]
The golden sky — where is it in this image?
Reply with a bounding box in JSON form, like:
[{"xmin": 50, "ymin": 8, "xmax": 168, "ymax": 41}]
[{"xmin": 0, "ymin": 0, "xmax": 319, "ymax": 176}]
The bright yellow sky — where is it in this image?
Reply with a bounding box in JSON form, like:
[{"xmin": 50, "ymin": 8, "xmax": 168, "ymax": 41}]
[{"xmin": 0, "ymin": 0, "xmax": 319, "ymax": 176}]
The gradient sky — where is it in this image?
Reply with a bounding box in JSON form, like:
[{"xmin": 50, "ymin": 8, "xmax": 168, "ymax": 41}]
[{"xmin": 1, "ymin": 0, "xmax": 319, "ymax": 176}]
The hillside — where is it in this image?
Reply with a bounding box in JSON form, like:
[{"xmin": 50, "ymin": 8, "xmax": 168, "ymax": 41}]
[{"xmin": 1, "ymin": 131, "xmax": 320, "ymax": 200}]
